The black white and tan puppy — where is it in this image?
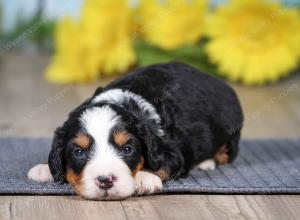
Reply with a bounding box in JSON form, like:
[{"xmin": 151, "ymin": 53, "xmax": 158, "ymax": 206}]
[{"xmin": 28, "ymin": 62, "xmax": 243, "ymax": 200}]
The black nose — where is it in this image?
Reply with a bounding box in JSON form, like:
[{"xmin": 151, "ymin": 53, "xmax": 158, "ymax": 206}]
[{"xmin": 96, "ymin": 175, "xmax": 114, "ymax": 190}]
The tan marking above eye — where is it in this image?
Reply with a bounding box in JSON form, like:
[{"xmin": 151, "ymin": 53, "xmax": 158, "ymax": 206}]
[
  {"xmin": 74, "ymin": 133, "xmax": 91, "ymax": 149},
  {"xmin": 113, "ymin": 131, "xmax": 132, "ymax": 147}
]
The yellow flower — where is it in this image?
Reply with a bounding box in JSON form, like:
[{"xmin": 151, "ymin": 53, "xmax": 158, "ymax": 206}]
[
  {"xmin": 138, "ymin": 0, "xmax": 208, "ymax": 50},
  {"xmin": 45, "ymin": 17, "xmax": 89, "ymax": 83},
  {"xmin": 80, "ymin": 0, "xmax": 136, "ymax": 76},
  {"xmin": 46, "ymin": 0, "xmax": 136, "ymax": 84},
  {"xmin": 205, "ymin": 0, "xmax": 300, "ymax": 85}
]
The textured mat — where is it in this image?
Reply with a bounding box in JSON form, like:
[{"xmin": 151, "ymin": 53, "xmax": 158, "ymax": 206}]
[{"xmin": 0, "ymin": 138, "xmax": 300, "ymax": 195}]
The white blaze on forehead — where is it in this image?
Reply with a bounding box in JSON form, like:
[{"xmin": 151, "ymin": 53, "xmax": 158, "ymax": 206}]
[
  {"xmin": 92, "ymin": 88, "xmax": 164, "ymax": 137},
  {"xmin": 80, "ymin": 106, "xmax": 120, "ymax": 160},
  {"xmin": 78, "ymin": 106, "xmax": 135, "ymax": 199}
]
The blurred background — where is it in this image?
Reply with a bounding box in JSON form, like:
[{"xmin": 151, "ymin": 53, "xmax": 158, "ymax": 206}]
[{"xmin": 0, "ymin": 0, "xmax": 299, "ymax": 139}]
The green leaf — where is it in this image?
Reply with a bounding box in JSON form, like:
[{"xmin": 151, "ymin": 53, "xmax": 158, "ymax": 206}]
[{"xmin": 134, "ymin": 41, "xmax": 218, "ymax": 76}]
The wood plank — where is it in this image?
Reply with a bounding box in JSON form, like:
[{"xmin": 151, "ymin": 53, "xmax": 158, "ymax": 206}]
[
  {"xmin": 1, "ymin": 195, "xmax": 300, "ymax": 220},
  {"xmin": 121, "ymin": 195, "xmax": 300, "ymax": 220},
  {"xmin": 0, "ymin": 196, "xmax": 127, "ymax": 220}
]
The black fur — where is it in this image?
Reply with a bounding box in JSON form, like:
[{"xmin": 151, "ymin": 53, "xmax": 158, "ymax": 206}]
[{"xmin": 48, "ymin": 62, "xmax": 243, "ymax": 182}]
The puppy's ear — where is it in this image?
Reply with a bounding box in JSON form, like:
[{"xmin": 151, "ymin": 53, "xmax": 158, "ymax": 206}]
[
  {"xmin": 138, "ymin": 121, "xmax": 164, "ymax": 171},
  {"xmin": 48, "ymin": 127, "xmax": 67, "ymax": 183}
]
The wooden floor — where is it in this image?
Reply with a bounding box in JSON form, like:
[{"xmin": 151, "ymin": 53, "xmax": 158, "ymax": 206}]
[{"xmin": 0, "ymin": 52, "xmax": 300, "ymax": 220}]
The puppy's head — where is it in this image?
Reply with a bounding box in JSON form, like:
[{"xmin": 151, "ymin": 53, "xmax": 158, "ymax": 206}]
[{"xmin": 48, "ymin": 103, "xmax": 163, "ymax": 200}]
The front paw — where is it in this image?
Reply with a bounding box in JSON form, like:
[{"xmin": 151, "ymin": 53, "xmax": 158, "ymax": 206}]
[
  {"xmin": 135, "ymin": 171, "xmax": 162, "ymax": 195},
  {"xmin": 28, "ymin": 164, "xmax": 54, "ymax": 182}
]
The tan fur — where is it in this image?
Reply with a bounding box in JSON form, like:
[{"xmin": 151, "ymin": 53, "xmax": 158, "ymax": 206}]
[
  {"xmin": 132, "ymin": 156, "xmax": 144, "ymax": 177},
  {"xmin": 154, "ymin": 169, "xmax": 169, "ymax": 181},
  {"xmin": 113, "ymin": 131, "xmax": 131, "ymax": 147},
  {"xmin": 74, "ymin": 133, "xmax": 90, "ymax": 149},
  {"xmin": 214, "ymin": 144, "xmax": 229, "ymax": 165},
  {"xmin": 66, "ymin": 168, "xmax": 83, "ymax": 195}
]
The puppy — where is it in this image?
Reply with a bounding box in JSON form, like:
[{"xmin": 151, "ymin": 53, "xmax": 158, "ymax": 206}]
[{"xmin": 28, "ymin": 62, "xmax": 243, "ymax": 200}]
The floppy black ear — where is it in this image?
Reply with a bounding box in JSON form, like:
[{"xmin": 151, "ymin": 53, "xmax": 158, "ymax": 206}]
[
  {"xmin": 138, "ymin": 121, "xmax": 164, "ymax": 171},
  {"xmin": 48, "ymin": 127, "xmax": 67, "ymax": 183}
]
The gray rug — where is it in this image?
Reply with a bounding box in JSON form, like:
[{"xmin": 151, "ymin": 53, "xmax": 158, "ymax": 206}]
[{"xmin": 0, "ymin": 138, "xmax": 300, "ymax": 195}]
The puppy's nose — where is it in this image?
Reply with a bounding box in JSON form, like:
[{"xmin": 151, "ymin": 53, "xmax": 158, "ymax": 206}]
[{"xmin": 96, "ymin": 175, "xmax": 114, "ymax": 190}]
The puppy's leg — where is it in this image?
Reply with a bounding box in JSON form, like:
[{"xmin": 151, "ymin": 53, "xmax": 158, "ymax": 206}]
[
  {"xmin": 135, "ymin": 170, "xmax": 163, "ymax": 195},
  {"xmin": 28, "ymin": 164, "xmax": 54, "ymax": 182},
  {"xmin": 197, "ymin": 159, "xmax": 216, "ymax": 171},
  {"xmin": 214, "ymin": 144, "xmax": 229, "ymax": 165},
  {"xmin": 227, "ymin": 133, "xmax": 241, "ymax": 162},
  {"xmin": 197, "ymin": 143, "xmax": 232, "ymax": 171}
]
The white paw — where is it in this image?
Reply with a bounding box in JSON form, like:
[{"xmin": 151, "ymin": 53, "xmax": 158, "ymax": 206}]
[
  {"xmin": 28, "ymin": 164, "xmax": 54, "ymax": 182},
  {"xmin": 135, "ymin": 171, "xmax": 162, "ymax": 195},
  {"xmin": 197, "ymin": 159, "xmax": 216, "ymax": 171}
]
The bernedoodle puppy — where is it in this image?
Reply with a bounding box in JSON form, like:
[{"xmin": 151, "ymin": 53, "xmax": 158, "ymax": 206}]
[{"xmin": 28, "ymin": 62, "xmax": 243, "ymax": 200}]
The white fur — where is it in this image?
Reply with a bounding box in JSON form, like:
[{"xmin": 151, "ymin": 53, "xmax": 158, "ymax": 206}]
[
  {"xmin": 92, "ymin": 89, "xmax": 164, "ymax": 136},
  {"xmin": 27, "ymin": 164, "xmax": 54, "ymax": 182},
  {"xmin": 135, "ymin": 171, "xmax": 162, "ymax": 195},
  {"xmin": 197, "ymin": 159, "xmax": 216, "ymax": 171},
  {"xmin": 80, "ymin": 156, "xmax": 136, "ymax": 200},
  {"xmin": 79, "ymin": 106, "xmax": 136, "ymax": 200}
]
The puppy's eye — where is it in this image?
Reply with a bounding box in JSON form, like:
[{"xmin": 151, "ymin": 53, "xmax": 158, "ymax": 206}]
[
  {"xmin": 73, "ymin": 148, "xmax": 86, "ymax": 158},
  {"xmin": 122, "ymin": 145, "xmax": 134, "ymax": 156}
]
